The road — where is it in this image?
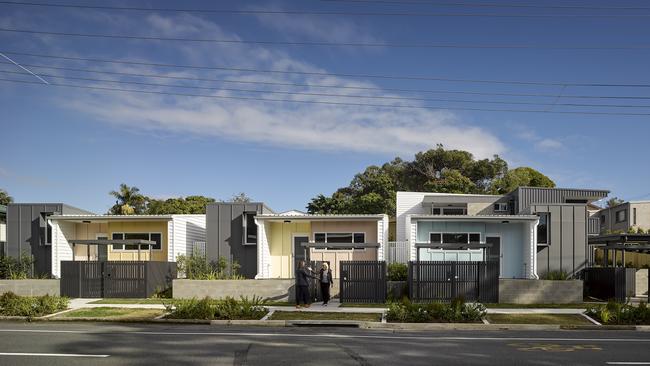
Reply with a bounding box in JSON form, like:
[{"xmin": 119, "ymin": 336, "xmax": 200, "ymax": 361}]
[{"xmin": 0, "ymin": 321, "xmax": 648, "ymax": 365}]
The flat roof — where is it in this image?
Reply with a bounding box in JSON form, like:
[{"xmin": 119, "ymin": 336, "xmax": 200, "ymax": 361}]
[
  {"xmin": 50, "ymin": 214, "xmax": 173, "ymax": 221},
  {"xmin": 409, "ymin": 214, "xmax": 538, "ymax": 222},
  {"xmin": 588, "ymin": 234, "xmax": 650, "ymax": 245},
  {"xmin": 300, "ymin": 242, "xmax": 381, "ymax": 248},
  {"xmin": 256, "ymin": 214, "xmax": 385, "ymax": 221},
  {"xmin": 69, "ymin": 239, "xmax": 156, "ymax": 246}
]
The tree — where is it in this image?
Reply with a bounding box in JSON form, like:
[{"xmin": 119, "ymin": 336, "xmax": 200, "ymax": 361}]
[
  {"xmin": 491, "ymin": 167, "xmax": 556, "ymax": 194},
  {"xmin": 147, "ymin": 195, "xmax": 217, "ymax": 215},
  {"xmin": 307, "ymin": 145, "xmax": 555, "ymax": 216},
  {"xmin": 0, "ymin": 189, "xmax": 13, "ymax": 206},
  {"xmin": 108, "ymin": 184, "xmax": 147, "ymax": 215},
  {"xmin": 606, "ymin": 197, "xmax": 624, "ymax": 208},
  {"xmin": 229, "ymin": 192, "xmax": 252, "ymax": 203}
]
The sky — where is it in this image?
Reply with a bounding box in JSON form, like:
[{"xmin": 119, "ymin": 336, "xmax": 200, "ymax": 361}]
[{"xmin": 1, "ymin": 0, "xmax": 650, "ymax": 214}]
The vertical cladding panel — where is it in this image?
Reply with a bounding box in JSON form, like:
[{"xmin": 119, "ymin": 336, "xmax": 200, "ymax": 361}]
[
  {"xmin": 561, "ymin": 206, "xmax": 575, "ymax": 274},
  {"xmin": 205, "ymin": 204, "xmax": 220, "ymax": 263},
  {"xmin": 574, "ymin": 206, "xmax": 587, "ymax": 273},
  {"xmin": 548, "ymin": 205, "xmax": 562, "ymax": 272}
]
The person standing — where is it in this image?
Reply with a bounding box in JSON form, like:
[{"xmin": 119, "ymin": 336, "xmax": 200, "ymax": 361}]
[
  {"xmin": 319, "ymin": 262, "xmax": 333, "ymax": 306},
  {"xmin": 295, "ymin": 260, "xmax": 315, "ymax": 308}
]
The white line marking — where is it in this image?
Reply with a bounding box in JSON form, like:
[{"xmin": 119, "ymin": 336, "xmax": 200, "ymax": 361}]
[
  {"xmin": 0, "ymin": 329, "xmax": 648, "ymax": 343},
  {"xmin": 606, "ymin": 363, "xmax": 650, "ymax": 365},
  {"xmin": 0, "ymin": 352, "xmax": 109, "ymax": 358}
]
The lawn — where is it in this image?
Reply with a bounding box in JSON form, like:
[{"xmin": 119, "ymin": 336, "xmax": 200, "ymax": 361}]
[
  {"xmin": 57, "ymin": 307, "xmax": 164, "ymax": 320},
  {"xmin": 486, "ymin": 314, "xmax": 592, "ymax": 325},
  {"xmin": 339, "ymin": 303, "xmax": 389, "ymax": 308},
  {"xmin": 269, "ymin": 311, "xmax": 381, "ymax": 322},
  {"xmin": 485, "ymin": 303, "xmax": 594, "ymax": 309},
  {"xmin": 88, "ymin": 298, "xmax": 169, "ymax": 305}
]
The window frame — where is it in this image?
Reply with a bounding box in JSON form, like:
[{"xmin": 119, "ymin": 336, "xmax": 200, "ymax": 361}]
[
  {"xmin": 242, "ymin": 212, "xmax": 258, "ymax": 246},
  {"xmin": 494, "ymin": 203, "xmax": 508, "ymax": 212},
  {"xmin": 431, "ymin": 207, "xmax": 467, "ymax": 215},
  {"xmin": 110, "ymin": 232, "xmax": 163, "ymax": 252},
  {"xmin": 428, "ymin": 232, "xmax": 481, "ymax": 244},
  {"xmin": 633, "ymin": 208, "xmax": 637, "ymax": 226},
  {"xmin": 537, "ymin": 213, "xmax": 549, "ymax": 245},
  {"xmin": 312, "ymin": 232, "xmax": 366, "ymax": 251},
  {"xmin": 615, "ymin": 209, "xmax": 627, "ymax": 223}
]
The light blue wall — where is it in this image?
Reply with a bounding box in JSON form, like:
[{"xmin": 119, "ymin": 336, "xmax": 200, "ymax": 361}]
[{"xmin": 415, "ymin": 221, "xmax": 527, "ymax": 278}]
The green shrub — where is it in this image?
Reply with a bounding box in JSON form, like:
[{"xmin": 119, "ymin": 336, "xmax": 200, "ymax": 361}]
[
  {"xmin": 0, "ymin": 292, "xmax": 68, "ymax": 318},
  {"xmin": 386, "ymin": 298, "xmax": 486, "ymax": 323},
  {"xmin": 166, "ymin": 296, "xmax": 267, "ymax": 320},
  {"xmin": 541, "ymin": 270, "xmax": 569, "ymax": 280},
  {"xmin": 387, "ymin": 263, "xmax": 408, "ymax": 281},
  {"xmin": 0, "ymin": 254, "xmax": 35, "ymax": 279},
  {"xmin": 585, "ymin": 301, "xmax": 650, "ymax": 325},
  {"xmin": 176, "ymin": 254, "xmax": 244, "ymax": 280}
]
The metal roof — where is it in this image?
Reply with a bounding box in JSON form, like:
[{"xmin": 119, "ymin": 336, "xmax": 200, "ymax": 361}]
[
  {"xmin": 300, "ymin": 242, "xmax": 381, "ymax": 248},
  {"xmin": 409, "ymin": 214, "xmax": 539, "ymax": 222},
  {"xmin": 588, "ymin": 234, "xmax": 650, "ymax": 245},
  {"xmin": 69, "ymin": 239, "xmax": 156, "ymax": 246},
  {"xmin": 49, "ymin": 214, "xmax": 173, "ymax": 221},
  {"xmin": 255, "ymin": 214, "xmax": 385, "ymax": 221}
]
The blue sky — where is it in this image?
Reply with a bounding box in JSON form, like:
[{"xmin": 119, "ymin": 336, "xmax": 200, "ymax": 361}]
[{"xmin": 1, "ymin": 0, "xmax": 649, "ymax": 213}]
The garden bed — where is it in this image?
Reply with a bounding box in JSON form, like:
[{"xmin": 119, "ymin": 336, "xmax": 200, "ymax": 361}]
[
  {"xmin": 586, "ymin": 301, "xmax": 650, "ymax": 325},
  {"xmin": 165, "ymin": 296, "xmax": 268, "ymax": 320},
  {"xmin": 89, "ymin": 298, "xmax": 167, "ymax": 305},
  {"xmin": 0, "ymin": 292, "xmax": 68, "ymax": 318},
  {"xmin": 386, "ymin": 299, "xmax": 486, "ymax": 323}
]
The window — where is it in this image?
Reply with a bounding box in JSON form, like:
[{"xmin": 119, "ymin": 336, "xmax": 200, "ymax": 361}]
[
  {"xmin": 243, "ymin": 213, "xmax": 257, "ymax": 245},
  {"xmin": 633, "ymin": 208, "xmax": 637, "ymax": 226},
  {"xmin": 431, "ymin": 207, "xmax": 467, "ymax": 215},
  {"xmin": 429, "ymin": 232, "xmax": 480, "ymax": 244},
  {"xmin": 537, "ymin": 213, "xmax": 549, "ymax": 245},
  {"xmin": 494, "ymin": 203, "xmax": 508, "ymax": 212},
  {"xmin": 565, "ymin": 199, "xmax": 588, "ymax": 204},
  {"xmin": 600, "ymin": 214, "xmax": 606, "ymax": 225},
  {"xmin": 313, "ymin": 232, "xmax": 365, "ymax": 250},
  {"xmin": 469, "ymin": 233, "xmax": 481, "ymax": 243},
  {"xmin": 112, "ymin": 232, "xmax": 162, "ymax": 251},
  {"xmin": 616, "ymin": 209, "xmax": 627, "ymax": 223},
  {"xmin": 429, "ymin": 233, "xmax": 441, "ymax": 243},
  {"xmin": 432, "ymin": 208, "xmax": 441, "ymax": 215},
  {"xmin": 443, "ymin": 233, "xmax": 469, "ymax": 244}
]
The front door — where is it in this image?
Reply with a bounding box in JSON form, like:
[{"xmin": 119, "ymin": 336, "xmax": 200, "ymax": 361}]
[
  {"xmin": 293, "ymin": 235, "xmax": 310, "ymax": 274},
  {"xmin": 486, "ymin": 236, "xmax": 501, "ymax": 276}
]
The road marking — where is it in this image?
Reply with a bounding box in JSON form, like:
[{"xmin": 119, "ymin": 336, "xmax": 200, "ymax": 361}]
[
  {"xmin": 0, "ymin": 352, "xmax": 109, "ymax": 358},
  {"xmin": 508, "ymin": 343, "xmax": 601, "ymax": 352},
  {"xmin": 606, "ymin": 363, "xmax": 650, "ymax": 365},
  {"xmin": 0, "ymin": 328, "xmax": 649, "ymax": 343}
]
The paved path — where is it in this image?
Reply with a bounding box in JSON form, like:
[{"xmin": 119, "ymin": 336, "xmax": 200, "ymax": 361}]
[{"xmin": 0, "ymin": 321, "xmax": 648, "ymax": 365}]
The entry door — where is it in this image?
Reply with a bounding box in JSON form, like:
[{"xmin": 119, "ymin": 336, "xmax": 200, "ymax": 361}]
[
  {"xmin": 293, "ymin": 235, "xmax": 310, "ymax": 273},
  {"xmin": 486, "ymin": 236, "xmax": 501, "ymax": 276}
]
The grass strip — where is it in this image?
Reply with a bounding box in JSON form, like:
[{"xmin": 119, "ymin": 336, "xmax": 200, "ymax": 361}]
[
  {"xmin": 269, "ymin": 311, "xmax": 381, "ymax": 322},
  {"xmin": 57, "ymin": 307, "xmax": 164, "ymax": 320},
  {"xmin": 486, "ymin": 314, "xmax": 592, "ymax": 325},
  {"xmin": 88, "ymin": 298, "xmax": 168, "ymax": 305}
]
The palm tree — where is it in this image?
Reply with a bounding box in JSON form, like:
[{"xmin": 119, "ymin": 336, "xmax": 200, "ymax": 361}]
[
  {"xmin": 109, "ymin": 184, "xmax": 147, "ymax": 215},
  {"xmin": 0, "ymin": 189, "xmax": 13, "ymax": 206}
]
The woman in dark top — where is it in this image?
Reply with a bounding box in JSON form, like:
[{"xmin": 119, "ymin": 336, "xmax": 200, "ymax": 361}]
[
  {"xmin": 295, "ymin": 260, "xmax": 316, "ymax": 308},
  {"xmin": 319, "ymin": 262, "xmax": 333, "ymax": 306}
]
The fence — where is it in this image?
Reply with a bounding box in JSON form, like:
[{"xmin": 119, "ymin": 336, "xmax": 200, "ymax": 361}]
[
  {"xmin": 60, "ymin": 261, "xmax": 177, "ymax": 298},
  {"xmin": 386, "ymin": 241, "xmax": 410, "ymax": 264},
  {"xmin": 339, "ymin": 261, "xmax": 387, "ymax": 303},
  {"xmin": 409, "ymin": 261, "xmax": 499, "ymax": 303},
  {"xmin": 582, "ymin": 267, "xmax": 635, "ymax": 302}
]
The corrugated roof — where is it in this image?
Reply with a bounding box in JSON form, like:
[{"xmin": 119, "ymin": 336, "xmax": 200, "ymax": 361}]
[
  {"xmin": 410, "ymin": 214, "xmax": 538, "ymax": 221},
  {"xmin": 50, "ymin": 214, "xmax": 173, "ymax": 221},
  {"xmin": 256, "ymin": 213, "xmax": 385, "ymax": 220}
]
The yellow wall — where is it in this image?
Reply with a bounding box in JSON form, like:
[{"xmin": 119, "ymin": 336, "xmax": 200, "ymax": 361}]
[
  {"xmin": 269, "ymin": 221, "xmax": 311, "ymax": 278},
  {"xmin": 266, "ymin": 220, "xmax": 380, "ymax": 278},
  {"xmin": 107, "ymin": 221, "xmax": 169, "ymax": 261},
  {"xmin": 595, "ymin": 248, "xmax": 650, "ymax": 268},
  {"xmin": 72, "ymin": 222, "xmax": 108, "ymax": 260}
]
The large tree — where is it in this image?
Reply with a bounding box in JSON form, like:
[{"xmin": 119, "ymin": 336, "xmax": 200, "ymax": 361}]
[
  {"xmin": 108, "ymin": 184, "xmax": 148, "ymax": 215},
  {"xmin": 147, "ymin": 195, "xmax": 217, "ymax": 214},
  {"xmin": 0, "ymin": 189, "xmax": 13, "ymax": 206},
  {"xmin": 307, "ymin": 145, "xmax": 554, "ymax": 215}
]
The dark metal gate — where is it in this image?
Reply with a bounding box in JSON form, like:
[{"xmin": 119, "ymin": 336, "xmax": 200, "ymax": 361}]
[
  {"xmin": 409, "ymin": 261, "xmax": 499, "ymax": 303},
  {"xmin": 582, "ymin": 267, "xmax": 635, "ymax": 302},
  {"xmin": 60, "ymin": 261, "xmax": 176, "ymax": 298},
  {"xmin": 339, "ymin": 260, "xmax": 386, "ymax": 303}
]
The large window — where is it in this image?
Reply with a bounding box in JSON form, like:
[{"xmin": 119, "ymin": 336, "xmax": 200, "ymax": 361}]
[
  {"xmin": 537, "ymin": 213, "xmax": 549, "ymax": 245},
  {"xmin": 313, "ymin": 232, "xmax": 365, "ymax": 250},
  {"xmin": 616, "ymin": 209, "xmax": 627, "ymax": 223},
  {"xmin": 429, "ymin": 232, "xmax": 481, "ymax": 244},
  {"xmin": 431, "ymin": 207, "xmax": 467, "ymax": 215},
  {"xmin": 112, "ymin": 232, "xmax": 162, "ymax": 251},
  {"xmin": 243, "ymin": 212, "xmax": 257, "ymax": 245}
]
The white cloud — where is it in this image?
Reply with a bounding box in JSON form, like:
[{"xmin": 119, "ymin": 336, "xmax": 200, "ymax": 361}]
[
  {"xmin": 535, "ymin": 138, "xmax": 564, "ymax": 151},
  {"xmin": 2, "ymin": 11, "xmax": 505, "ymax": 159}
]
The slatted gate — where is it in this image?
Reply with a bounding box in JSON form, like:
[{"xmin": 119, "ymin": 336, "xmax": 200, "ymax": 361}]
[
  {"xmin": 409, "ymin": 261, "xmax": 499, "ymax": 303},
  {"xmin": 582, "ymin": 267, "xmax": 635, "ymax": 302},
  {"xmin": 339, "ymin": 261, "xmax": 387, "ymax": 303},
  {"xmin": 60, "ymin": 261, "xmax": 176, "ymax": 298}
]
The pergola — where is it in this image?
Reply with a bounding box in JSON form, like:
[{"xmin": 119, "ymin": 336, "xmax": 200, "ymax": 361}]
[
  {"xmin": 69, "ymin": 239, "xmax": 157, "ymax": 261},
  {"xmin": 588, "ymin": 234, "xmax": 650, "ymax": 267}
]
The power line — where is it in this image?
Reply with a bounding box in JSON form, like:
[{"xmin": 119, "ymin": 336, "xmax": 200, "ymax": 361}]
[
  {"xmin": 2, "ymin": 28, "xmax": 650, "ymax": 50},
  {"xmin": 3, "ymin": 69, "xmax": 650, "ymax": 108},
  {"xmin": 3, "ymin": 51, "xmax": 650, "ymax": 88},
  {"xmin": 7, "ymin": 61, "xmax": 650, "ymax": 101},
  {"xmin": 2, "ymin": 77, "xmax": 650, "ymax": 116},
  {"xmin": 2, "ymin": 1, "xmax": 650, "ymax": 17},
  {"xmin": 320, "ymin": 0, "xmax": 650, "ymax": 11}
]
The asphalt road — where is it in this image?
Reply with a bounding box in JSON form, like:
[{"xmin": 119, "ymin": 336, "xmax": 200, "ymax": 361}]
[{"xmin": 0, "ymin": 322, "xmax": 649, "ymax": 365}]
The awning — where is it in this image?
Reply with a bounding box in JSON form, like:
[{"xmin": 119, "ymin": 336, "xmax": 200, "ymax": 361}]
[
  {"xmin": 300, "ymin": 242, "xmax": 380, "ymax": 249},
  {"xmin": 415, "ymin": 242, "xmax": 491, "ymax": 250},
  {"xmin": 588, "ymin": 234, "xmax": 650, "ymax": 245},
  {"xmin": 69, "ymin": 239, "xmax": 156, "ymax": 246}
]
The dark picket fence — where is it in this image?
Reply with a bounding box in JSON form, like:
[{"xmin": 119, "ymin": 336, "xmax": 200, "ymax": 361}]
[
  {"xmin": 582, "ymin": 267, "xmax": 635, "ymax": 302},
  {"xmin": 60, "ymin": 261, "xmax": 176, "ymax": 298},
  {"xmin": 408, "ymin": 261, "xmax": 499, "ymax": 303},
  {"xmin": 339, "ymin": 261, "xmax": 387, "ymax": 303}
]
